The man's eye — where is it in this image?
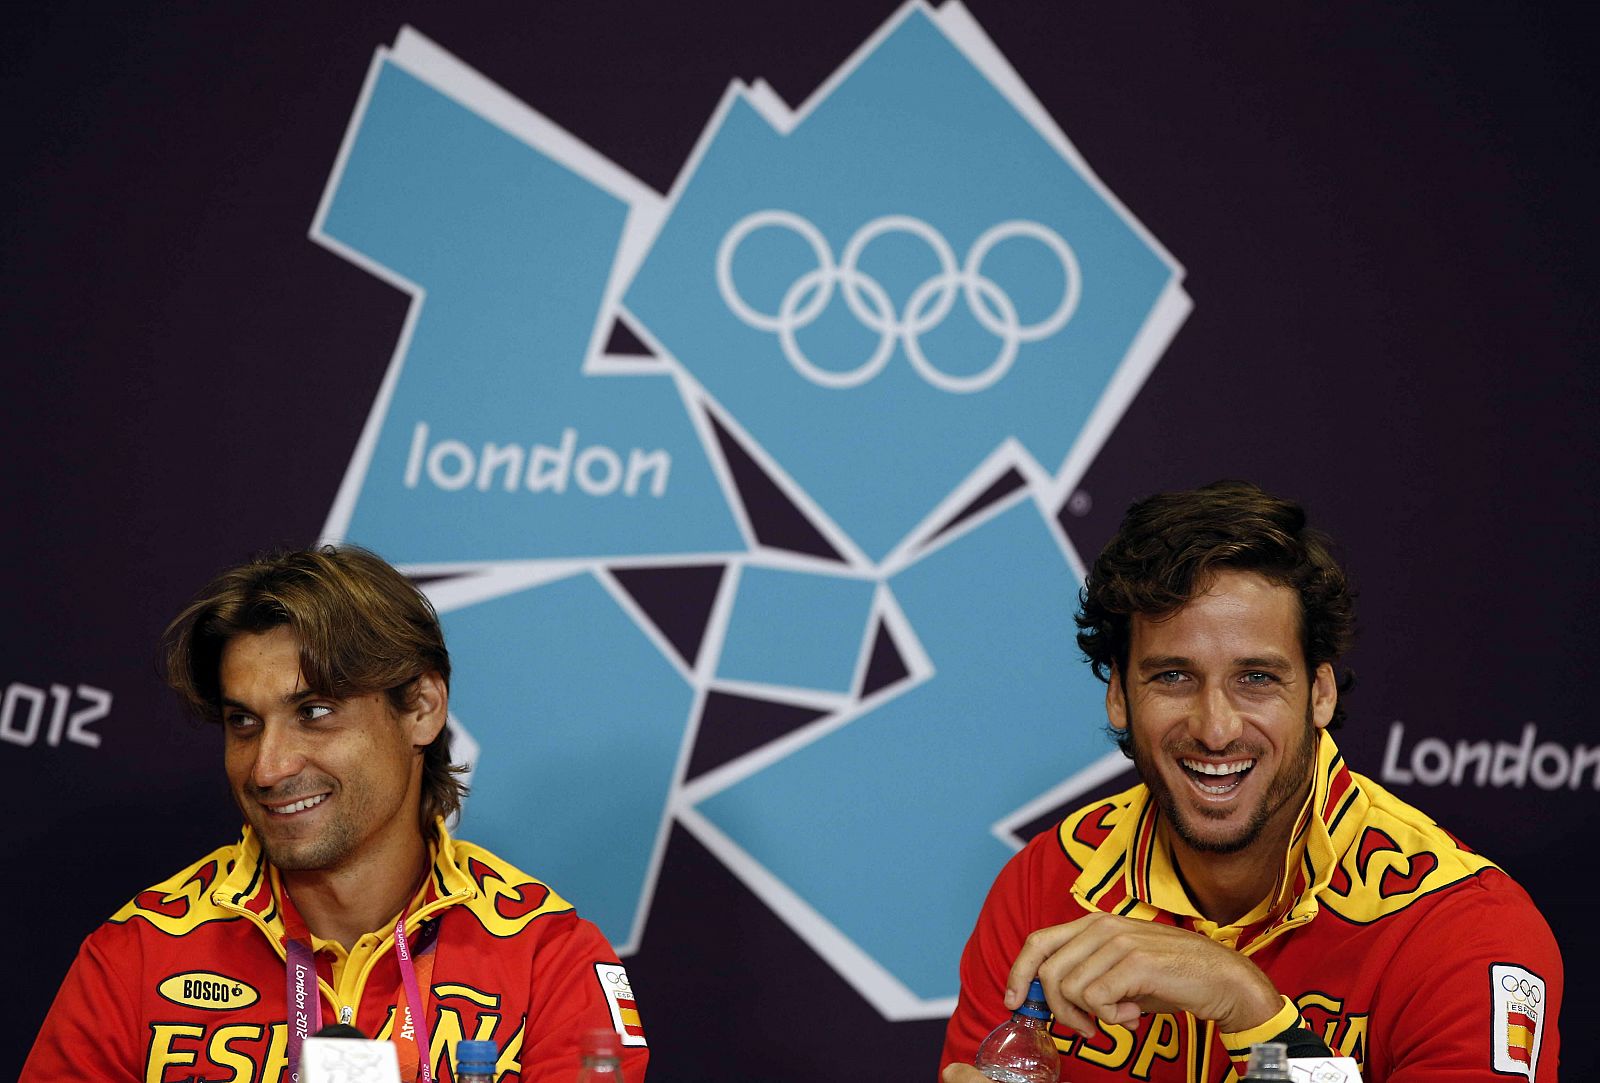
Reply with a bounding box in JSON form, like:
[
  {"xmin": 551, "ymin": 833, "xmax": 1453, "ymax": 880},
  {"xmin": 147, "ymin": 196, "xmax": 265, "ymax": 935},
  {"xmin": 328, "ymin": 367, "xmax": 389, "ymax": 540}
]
[
  {"xmin": 301, "ymin": 704, "xmax": 334, "ymax": 721},
  {"xmin": 1154, "ymin": 671, "xmax": 1186, "ymax": 684},
  {"xmin": 1241, "ymin": 672, "xmax": 1276, "ymax": 685},
  {"xmin": 225, "ymin": 713, "xmax": 259, "ymax": 732}
]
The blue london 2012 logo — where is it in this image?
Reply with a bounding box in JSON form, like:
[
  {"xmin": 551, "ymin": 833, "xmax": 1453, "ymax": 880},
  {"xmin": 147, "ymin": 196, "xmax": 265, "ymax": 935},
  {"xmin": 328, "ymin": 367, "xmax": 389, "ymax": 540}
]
[{"xmin": 312, "ymin": 2, "xmax": 1187, "ymax": 1018}]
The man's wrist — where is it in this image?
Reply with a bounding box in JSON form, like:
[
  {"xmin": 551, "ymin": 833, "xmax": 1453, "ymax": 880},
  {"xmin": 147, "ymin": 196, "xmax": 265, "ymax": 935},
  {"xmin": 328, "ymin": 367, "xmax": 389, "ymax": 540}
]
[{"xmin": 1220, "ymin": 995, "xmax": 1303, "ymax": 1053}]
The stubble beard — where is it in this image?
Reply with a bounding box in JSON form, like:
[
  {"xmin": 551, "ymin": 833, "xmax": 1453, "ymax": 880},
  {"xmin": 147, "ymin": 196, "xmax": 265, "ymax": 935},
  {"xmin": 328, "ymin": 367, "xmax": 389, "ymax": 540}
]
[
  {"xmin": 240, "ymin": 778, "xmax": 360, "ymax": 873},
  {"xmin": 255, "ymin": 814, "xmax": 359, "ymax": 872},
  {"xmin": 1131, "ymin": 705, "xmax": 1319, "ymax": 856}
]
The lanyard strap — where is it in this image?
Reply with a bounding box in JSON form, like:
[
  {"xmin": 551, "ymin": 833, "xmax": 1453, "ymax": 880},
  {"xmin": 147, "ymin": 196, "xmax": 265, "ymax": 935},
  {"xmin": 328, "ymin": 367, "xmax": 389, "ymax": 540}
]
[
  {"xmin": 278, "ymin": 908, "xmax": 435, "ymax": 1075},
  {"xmin": 392, "ymin": 915, "xmax": 437, "ymax": 1083},
  {"xmin": 281, "ymin": 902, "xmax": 438, "ymax": 1083},
  {"xmin": 283, "ymin": 932, "xmax": 324, "ymax": 1083}
]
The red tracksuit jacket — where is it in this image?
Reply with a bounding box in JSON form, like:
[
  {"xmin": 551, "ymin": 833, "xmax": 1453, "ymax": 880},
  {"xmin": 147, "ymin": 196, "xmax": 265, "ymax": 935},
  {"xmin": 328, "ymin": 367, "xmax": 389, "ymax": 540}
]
[
  {"xmin": 941, "ymin": 735, "xmax": 1562, "ymax": 1082},
  {"xmin": 26, "ymin": 824, "xmax": 648, "ymax": 1082}
]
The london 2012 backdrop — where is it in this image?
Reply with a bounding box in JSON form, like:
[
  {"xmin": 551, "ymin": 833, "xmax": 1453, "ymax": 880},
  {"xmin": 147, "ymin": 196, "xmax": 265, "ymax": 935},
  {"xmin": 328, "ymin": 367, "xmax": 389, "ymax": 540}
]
[{"xmin": 5, "ymin": 3, "xmax": 1595, "ymax": 1079}]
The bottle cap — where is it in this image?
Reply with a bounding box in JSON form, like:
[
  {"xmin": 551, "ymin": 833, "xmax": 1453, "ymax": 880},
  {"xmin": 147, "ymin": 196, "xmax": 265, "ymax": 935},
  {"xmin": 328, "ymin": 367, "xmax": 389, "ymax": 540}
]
[
  {"xmin": 1016, "ymin": 978, "xmax": 1052, "ymax": 1021},
  {"xmin": 456, "ymin": 1039, "xmax": 498, "ymax": 1073},
  {"xmin": 582, "ymin": 1027, "xmax": 622, "ymax": 1059}
]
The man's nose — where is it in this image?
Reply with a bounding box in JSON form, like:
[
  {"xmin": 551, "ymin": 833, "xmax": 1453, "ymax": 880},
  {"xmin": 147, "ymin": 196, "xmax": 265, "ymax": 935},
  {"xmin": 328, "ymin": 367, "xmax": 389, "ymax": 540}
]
[
  {"xmin": 250, "ymin": 722, "xmax": 306, "ymax": 790},
  {"xmin": 1188, "ymin": 684, "xmax": 1243, "ymax": 750}
]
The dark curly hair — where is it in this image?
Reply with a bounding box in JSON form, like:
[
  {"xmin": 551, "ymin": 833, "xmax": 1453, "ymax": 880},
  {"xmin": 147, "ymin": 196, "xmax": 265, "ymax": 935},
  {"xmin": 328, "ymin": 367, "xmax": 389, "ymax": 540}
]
[
  {"xmin": 1077, "ymin": 481, "xmax": 1355, "ymax": 753},
  {"xmin": 162, "ymin": 545, "xmax": 467, "ymax": 828}
]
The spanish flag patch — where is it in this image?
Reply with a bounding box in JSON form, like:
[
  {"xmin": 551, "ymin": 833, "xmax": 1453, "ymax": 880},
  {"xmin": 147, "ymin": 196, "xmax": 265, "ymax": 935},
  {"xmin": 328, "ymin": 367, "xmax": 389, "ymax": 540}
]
[
  {"xmin": 1491, "ymin": 963, "xmax": 1545, "ymax": 1077},
  {"xmin": 595, "ymin": 962, "xmax": 648, "ymax": 1047}
]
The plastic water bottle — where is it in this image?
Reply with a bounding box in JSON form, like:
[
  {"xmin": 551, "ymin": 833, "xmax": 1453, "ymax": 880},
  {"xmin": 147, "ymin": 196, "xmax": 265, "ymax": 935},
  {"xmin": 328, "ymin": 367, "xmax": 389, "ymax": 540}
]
[
  {"xmin": 974, "ymin": 978, "xmax": 1060, "ymax": 1083},
  {"xmin": 454, "ymin": 1039, "xmax": 498, "ymax": 1083},
  {"xmin": 1242, "ymin": 1040, "xmax": 1291, "ymax": 1081},
  {"xmin": 576, "ymin": 1028, "xmax": 624, "ymax": 1083}
]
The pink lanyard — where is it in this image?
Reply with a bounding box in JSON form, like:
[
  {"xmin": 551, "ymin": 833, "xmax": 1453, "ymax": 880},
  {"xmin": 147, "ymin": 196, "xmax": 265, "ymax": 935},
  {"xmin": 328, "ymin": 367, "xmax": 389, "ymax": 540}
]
[
  {"xmin": 282, "ymin": 911, "xmax": 436, "ymax": 1083},
  {"xmin": 283, "ymin": 926, "xmax": 324, "ymax": 1083},
  {"xmin": 393, "ymin": 914, "xmax": 436, "ymax": 1083}
]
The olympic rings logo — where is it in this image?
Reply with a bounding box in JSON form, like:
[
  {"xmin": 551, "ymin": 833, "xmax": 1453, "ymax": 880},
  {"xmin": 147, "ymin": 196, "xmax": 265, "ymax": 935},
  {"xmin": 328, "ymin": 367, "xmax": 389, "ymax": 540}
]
[
  {"xmin": 1501, "ymin": 974, "xmax": 1543, "ymax": 1004},
  {"xmin": 716, "ymin": 211, "xmax": 1081, "ymax": 393}
]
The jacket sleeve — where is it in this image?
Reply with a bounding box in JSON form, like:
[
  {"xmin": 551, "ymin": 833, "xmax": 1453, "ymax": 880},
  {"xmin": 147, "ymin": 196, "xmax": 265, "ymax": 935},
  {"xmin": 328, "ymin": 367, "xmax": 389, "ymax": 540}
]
[
  {"xmin": 939, "ymin": 840, "xmax": 1052, "ymax": 1077},
  {"xmin": 1378, "ymin": 870, "xmax": 1562, "ymax": 1082},
  {"xmin": 516, "ymin": 910, "xmax": 649, "ymax": 1083},
  {"xmin": 24, "ymin": 926, "xmax": 143, "ymax": 1082}
]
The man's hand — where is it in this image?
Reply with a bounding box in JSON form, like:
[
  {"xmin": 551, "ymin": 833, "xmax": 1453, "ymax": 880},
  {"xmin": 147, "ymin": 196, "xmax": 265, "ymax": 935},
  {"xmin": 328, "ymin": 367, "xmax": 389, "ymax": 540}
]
[
  {"xmin": 1007, "ymin": 912, "xmax": 1282, "ymax": 1037},
  {"xmin": 941, "ymin": 1065, "xmax": 990, "ymax": 1083}
]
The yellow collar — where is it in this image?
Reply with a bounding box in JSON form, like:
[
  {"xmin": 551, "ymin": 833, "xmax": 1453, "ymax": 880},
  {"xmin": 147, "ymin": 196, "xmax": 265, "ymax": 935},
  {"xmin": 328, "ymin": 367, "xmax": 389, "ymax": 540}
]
[
  {"xmin": 1069, "ymin": 732, "xmax": 1367, "ymax": 953},
  {"xmin": 210, "ymin": 816, "xmax": 478, "ymax": 942}
]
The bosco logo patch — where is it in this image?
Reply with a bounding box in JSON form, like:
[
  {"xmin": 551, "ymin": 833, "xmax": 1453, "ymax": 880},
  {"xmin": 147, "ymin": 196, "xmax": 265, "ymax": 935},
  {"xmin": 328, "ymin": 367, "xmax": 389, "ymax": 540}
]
[
  {"xmin": 157, "ymin": 971, "xmax": 259, "ymax": 1011},
  {"xmin": 593, "ymin": 963, "xmax": 646, "ymax": 1047},
  {"xmin": 1491, "ymin": 962, "xmax": 1545, "ymax": 1077}
]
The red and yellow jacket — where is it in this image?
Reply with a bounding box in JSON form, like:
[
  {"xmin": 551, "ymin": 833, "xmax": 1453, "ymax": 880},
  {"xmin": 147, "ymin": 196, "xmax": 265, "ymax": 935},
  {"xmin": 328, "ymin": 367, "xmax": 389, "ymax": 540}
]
[
  {"xmin": 940, "ymin": 734, "xmax": 1561, "ymax": 1082},
  {"xmin": 26, "ymin": 823, "xmax": 648, "ymax": 1082}
]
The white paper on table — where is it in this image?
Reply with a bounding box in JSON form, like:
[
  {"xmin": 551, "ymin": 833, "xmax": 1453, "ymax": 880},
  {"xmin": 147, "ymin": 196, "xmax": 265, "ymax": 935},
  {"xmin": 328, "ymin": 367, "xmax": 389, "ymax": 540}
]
[
  {"xmin": 1288, "ymin": 1056, "xmax": 1364, "ymax": 1082},
  {"xmin": 301, "ymin": 1036, "xmax": 402, "ymax": 1083}
]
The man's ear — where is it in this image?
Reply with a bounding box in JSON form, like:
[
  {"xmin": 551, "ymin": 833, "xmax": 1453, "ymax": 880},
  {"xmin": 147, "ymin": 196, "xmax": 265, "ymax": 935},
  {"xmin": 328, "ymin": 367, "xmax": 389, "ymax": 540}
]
[
  {"xmin": 404, "ymin": 671, "xmax": 449, "ymax": 747},
  {"xmin": 1106, "ymin": 666, "xmax": 1129, "ymax": 732},
  {"xmin": 1311, "ymin": 662, "xmax": 1337, "ymax": 730}
]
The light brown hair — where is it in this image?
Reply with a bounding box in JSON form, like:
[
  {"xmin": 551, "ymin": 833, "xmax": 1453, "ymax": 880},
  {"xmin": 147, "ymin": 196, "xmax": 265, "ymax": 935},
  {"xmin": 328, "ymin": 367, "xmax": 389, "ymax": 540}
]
[{"xmin": 163, "ymin": 545, "xmax": 466, "ymax": 826}]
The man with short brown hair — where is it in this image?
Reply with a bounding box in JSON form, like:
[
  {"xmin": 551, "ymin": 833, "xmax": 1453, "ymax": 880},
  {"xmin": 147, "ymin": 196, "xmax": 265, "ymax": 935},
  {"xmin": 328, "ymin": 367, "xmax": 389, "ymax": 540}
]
[
  {"xmin": 941, "ymin": 482, "xmax": 1561, "ymax": 1081},
  {"xmin": 27, "ymin": 545, "xmax": 648, "ymax": 1083}
]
